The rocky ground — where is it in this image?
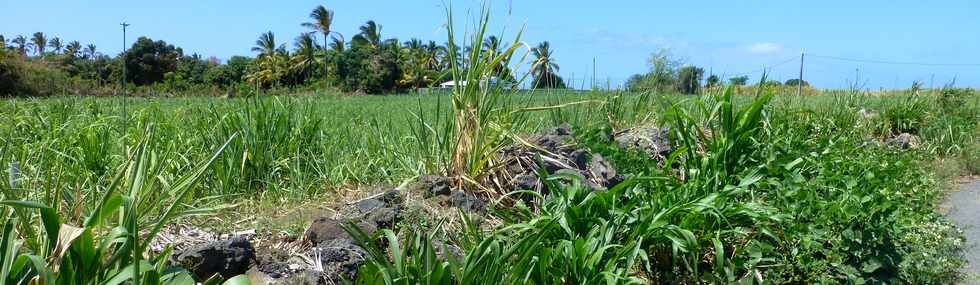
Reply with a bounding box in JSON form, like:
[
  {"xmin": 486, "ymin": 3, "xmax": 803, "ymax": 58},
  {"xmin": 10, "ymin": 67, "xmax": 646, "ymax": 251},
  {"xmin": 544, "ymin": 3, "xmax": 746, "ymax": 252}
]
[{"xmin": 151, "ymin": 124, "xmax": 674, "ymax": 284}]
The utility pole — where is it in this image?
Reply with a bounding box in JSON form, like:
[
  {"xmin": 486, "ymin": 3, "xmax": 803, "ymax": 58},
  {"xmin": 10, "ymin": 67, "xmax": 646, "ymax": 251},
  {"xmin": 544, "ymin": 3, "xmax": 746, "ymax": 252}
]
[
  {"xmin": 121, "ymin": 22, "xmax": 130, "ymax": 128},
  {"xmin": 797, "ymin": 52, "xmax": 804, "ymax": 97},
  {"xmin": 121, "ymin": 23, "xmax": 129, "ymax": 94},
  {"xmin": 592, "ymin": 57, "xmax": 596, "ymax": 90}
]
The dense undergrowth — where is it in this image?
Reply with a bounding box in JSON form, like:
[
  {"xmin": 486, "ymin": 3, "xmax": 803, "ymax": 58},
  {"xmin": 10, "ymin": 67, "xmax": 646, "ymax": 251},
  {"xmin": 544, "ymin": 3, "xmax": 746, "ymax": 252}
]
[{"xmin": 349, "ymin": 87, "xmax": 977, "ymax": 284}]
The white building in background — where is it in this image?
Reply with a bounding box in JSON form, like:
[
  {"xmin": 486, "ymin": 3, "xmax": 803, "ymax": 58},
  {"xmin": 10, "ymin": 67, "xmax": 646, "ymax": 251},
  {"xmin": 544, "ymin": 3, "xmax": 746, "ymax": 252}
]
[{"xmin": 439, "ymin": 76, "xmax": 514, "ymax": 89}]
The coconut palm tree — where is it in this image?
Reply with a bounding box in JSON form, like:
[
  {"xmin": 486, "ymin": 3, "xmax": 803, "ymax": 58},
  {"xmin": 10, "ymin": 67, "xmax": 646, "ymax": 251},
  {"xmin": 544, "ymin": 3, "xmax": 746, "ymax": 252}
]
[
  {"xmin": 531, "ymin": 41, "xmax": 562, "ymax": 88},
  {"xmin": 482, "ymin": 36, "xmax": 501, "ymax": 56},
  {"xmin": 329, "ymin": 36, "xmax": 345, "ymax": 52},
  {"xmin": 65, "ymin": 41, "xmax": 81, "ymax": 57},
  {"xmin": 301, "ymin": 5, "xmax": 341, "ymax": 81},
  {"xmin": 531, "ymin": 41, "xmax": 559, "ymax": 78},
  {"xmin": 31, "ymin": 32, "xmax": 47, "ymax": 56},
  {"xmin": 247, "ymin": 53, "xmax": 290, "ymax": 88},
  {"xmin": 11, "ymin": 35, "xmax": 29, "ymax": 55},
  {"xmin": 404, "ymin": 38, "xmax": 423, "ymax": 52},
  {"xmin": 351, "ymin": 20, "xmax": 381, "ymax": 48},
  {"xmin": 84, "ymin": 44, "xmax": 97, "ymax": 58},
  {"xmin": 424, "ymin": 41, "xmax": 447, "ymax": 71},
  {"xmin": 48, "ymin": 37, "xmax": 63, "ymax": 53},
  {"xmin": 252, "ymin": 31, "xmax": 279, "ymax": 57},
  {"xmin": 291, "ymin": 33, "xmax": 318, "ymax": 79}
]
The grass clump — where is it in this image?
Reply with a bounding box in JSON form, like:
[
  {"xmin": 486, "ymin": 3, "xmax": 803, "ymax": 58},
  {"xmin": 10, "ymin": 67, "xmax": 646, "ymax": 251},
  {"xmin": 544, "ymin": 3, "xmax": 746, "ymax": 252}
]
[{"xmin": 0, "ymin": 128, "xmax": 242, "ymax": 284}]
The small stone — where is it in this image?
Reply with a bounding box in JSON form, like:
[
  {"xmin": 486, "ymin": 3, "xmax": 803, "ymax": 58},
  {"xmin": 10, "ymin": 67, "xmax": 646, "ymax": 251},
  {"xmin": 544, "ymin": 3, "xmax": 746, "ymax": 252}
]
[
  {"xmin": 449, "ymin": 190, "xmax": 486, "ymax": 213},
  {"xmin": 885, "ymin": 133, "xmax": 921, "ymax": 150},
  {"xmin": 614, "ymin": 126, "xmax": 673, "ymax": 159},
  {"xmin": 417, "ymin": 175, "xmax": 452, "ymax": 197},
  {"xmin": 304, "ymin": 217, "xmax": 376, "ymax": 245},
  {"xmin": 316, "ymin": 238, "xmax": 369, "ymax": 283},
  {"xmin": 510, "ymin": 174, "xmax": 541, "ymax": 191}
]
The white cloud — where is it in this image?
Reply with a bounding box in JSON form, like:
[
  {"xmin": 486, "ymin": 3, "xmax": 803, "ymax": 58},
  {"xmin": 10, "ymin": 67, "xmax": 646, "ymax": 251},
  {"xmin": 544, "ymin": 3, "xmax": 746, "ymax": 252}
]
[{"xmin": 742, "ymin": 42, "xmax": 785, "ymax": 54}]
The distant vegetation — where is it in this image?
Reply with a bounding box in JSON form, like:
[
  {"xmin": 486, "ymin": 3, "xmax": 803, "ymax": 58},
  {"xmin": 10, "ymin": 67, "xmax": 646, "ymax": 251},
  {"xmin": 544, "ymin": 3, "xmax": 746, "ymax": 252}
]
[
  {"xmin": 0, "ymin": 4, "xmax": 977, "ymax": 285},
  {"xmin": 0, "ymin": 5, "xmax": 570, "ymax": 97}
]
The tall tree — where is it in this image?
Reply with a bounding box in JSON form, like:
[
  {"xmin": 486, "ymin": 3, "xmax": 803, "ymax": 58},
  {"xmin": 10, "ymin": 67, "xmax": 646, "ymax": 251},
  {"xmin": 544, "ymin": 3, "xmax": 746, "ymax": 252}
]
[
  {"xmin": 675, "ymin": 66, "xmax": 704, "ymax": 94},
  {"xmin": 65, "ymin": 41, "xmax": 81, "ymax": 57},
  {"xmin": 531, "ymin": 42, "xmax": 558, "ymax": 76},
  {"xmin": 329, "ymin": 36, "xmax": 345, "ymax": 52},
  {"xmin": 0, "ymin": 35, "xmax": 5, "ymax": 50},
  {"xmin": 291, "ymin": 33, "xmax": 319, "ymax": 80},
  {"xmin": 705, "ymin": 74, "xmax": 720, "ymax": 87},
  {"xmin": 252, "ymin": 31, "xmax": 279, "ymax": 57},
  {"xmin": 301, "ymin": 5, "xmax": 339, "ymax": 81},
  {"xmin": 48, "ymin": 37, "xmax": 62, "ymax": 53},
  {"xmin": 729, "ymin": 76, "xmax": 749, "ymax": 86},
  {"xmin": 31, "ymin": 32, "xmax": 46, "ymax": 56},
  {"xmin": 12, "ymin": 36, "xmax": 29, "ymax": 55},
  {"xmin": 482, "ymin": 36, "xmax": 501, "ymax": 56},
  {"xmin": 84, "ymin": 44, "xmax": 97, "ymax": 59},
  {"xmin": 424, "ymin": 41, "xmax": 447, "ymax": 71},
  {"xmin": 531, "ymin": 42, "xmax": 565, "ymax": 88},
  {"xmin": 351, "ymin": 21, "xmax": 381, "ymax": 48},
  {"xmin": 124, "ymin": 37, "xmax": 183, "ymax": 85}
]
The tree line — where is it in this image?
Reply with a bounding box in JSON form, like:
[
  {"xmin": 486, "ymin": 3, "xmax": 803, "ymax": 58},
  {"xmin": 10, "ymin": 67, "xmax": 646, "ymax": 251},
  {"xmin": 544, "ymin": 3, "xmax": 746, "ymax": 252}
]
[
  {"xmin": 0, "ymin": 5, "xmax": 568, "ymax": 97},
  {"xmin": 625, "ymin": 49, "xmax": 808, "ymax": 94}
]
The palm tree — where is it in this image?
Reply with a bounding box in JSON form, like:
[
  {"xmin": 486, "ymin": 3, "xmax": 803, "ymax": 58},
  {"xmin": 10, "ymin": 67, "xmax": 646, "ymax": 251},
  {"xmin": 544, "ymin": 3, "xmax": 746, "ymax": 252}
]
[
  {"xmin": 31, "ymin": 32, "xmax": 46, "ymax": 56},
  {"xmin": 252, "ymin": 31, "xmax": 279, "ymax": 57},
  {"xmin": 531, "ymin": 41, "xmax": 559, "ymax": 78},
  {"xmin": 12, "ymin": 35, "xmax": 29, "ymax": 55},
  {"xmin": 84, "ymin": 44, "xmax": 97, "ymax": 58},
  {"xmin": 531, "ymin": 41, "xmax": 561, "ymax": 88},
  {"xmin": 482, "ymin": 36, "xmax": 501, "ymax": 56},
  {"xmin": 247, "ymin": 53, "xmax": 290, "ymax": 89},
  {"xmin": 48, "ymin": 37, "xmax": 62, "ymax": 53},
  {"xmin": 291, "ymin": 33, "xmax": 318, "ymax": 79},
  {"xmin": 329, "ymin": 36, "xmax": 345, "ymax": 52},
  {"xmin": 424, "ymin": 41, "xmax": 447, "ymax": 71},
  {"xmin": 351, "ymin": 20, "xmax": 381, "ymax": 48},
  {"xmin": 404, "ymin": 38, "xmax": 423, "ymax": 52},
  {"xmin": 65, "ymin": 41, "xmax": 81, "ymax": 57},
  {"xmin": 301, "ymin": 5, "xmax": 341, "ymax": 80}
]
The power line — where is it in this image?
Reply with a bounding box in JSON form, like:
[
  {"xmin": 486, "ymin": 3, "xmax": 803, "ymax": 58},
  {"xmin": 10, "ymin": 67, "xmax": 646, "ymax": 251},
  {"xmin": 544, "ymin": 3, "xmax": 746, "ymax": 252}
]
[
  {"xmin": 724, "ymin": 56, "xmax": 798, "ymax": 78},
  {"xmin": 808, "ymin": 54, "xmax": 980, "ymax": 67}
]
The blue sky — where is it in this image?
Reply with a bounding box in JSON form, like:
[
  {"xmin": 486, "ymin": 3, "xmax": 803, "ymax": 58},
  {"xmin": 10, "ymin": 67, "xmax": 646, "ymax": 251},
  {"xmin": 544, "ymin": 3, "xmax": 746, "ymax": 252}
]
[{"xmin": 3, "ymin": 0, "xmax": 979, "ymax": 89}]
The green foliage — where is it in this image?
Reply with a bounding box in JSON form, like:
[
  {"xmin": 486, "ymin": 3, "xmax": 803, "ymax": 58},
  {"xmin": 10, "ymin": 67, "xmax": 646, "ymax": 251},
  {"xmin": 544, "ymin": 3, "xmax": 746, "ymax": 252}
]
[
  {"xmin": 205, "ymin": 56, "xmax": 252, "ymax": 87},
  {"xmin": 882, "ymin": 94, "xmax": 929, "ymax": 135},
  {"xmin": 330, "ymin": 45, "xmax": 402, "ymax": 93},
  {"xmin": 0, "ymin": 128, "xmax": 236, "ymax": 284},
  {"xmin": 0, "ymin": 49, "xmax": 69, "ymax": 97},
  {"xmin": 784, "ymin": 78, "xmax": 809, "ymax": 86},
  {"xmin": 675, "ymin": 66, "xmax": 703, "ymax": 94},
  {"xmin": 729, "ymin": 76, "xmax": 749, "ymax": 86},
  {"xmin": 530, "ymin": 72, "xmax": 565, "ymax": 89},
  {"xmin": 353, "ymin": 85, "xmax": 975, "ymax": 283},
  {"xmin": 124, "ymin": 37, "xmax": 184, "ymax": 85},
  {"xmin": 354, "ymin": 90, "xmax": 787, "ymax": 283},
  {"xmin": 705, "ymin": 74, "xmax": 720, "ymax": 87}
]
